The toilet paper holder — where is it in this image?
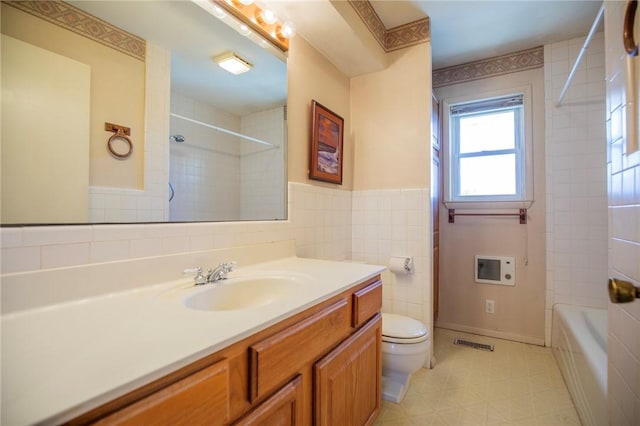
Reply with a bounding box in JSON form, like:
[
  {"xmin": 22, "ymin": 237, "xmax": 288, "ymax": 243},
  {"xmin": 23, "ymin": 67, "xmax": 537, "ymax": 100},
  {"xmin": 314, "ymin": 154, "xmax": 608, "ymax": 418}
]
[{"xmin": 389, "ymin": 256, "xmax": 414, "ymax": 274}]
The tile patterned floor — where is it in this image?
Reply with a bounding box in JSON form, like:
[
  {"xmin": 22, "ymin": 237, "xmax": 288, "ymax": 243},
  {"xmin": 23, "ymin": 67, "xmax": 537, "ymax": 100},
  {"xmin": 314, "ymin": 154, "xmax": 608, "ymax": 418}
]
[{"xmin": 375, "ymin": 328, "xmax": 581, "ymax": 426}]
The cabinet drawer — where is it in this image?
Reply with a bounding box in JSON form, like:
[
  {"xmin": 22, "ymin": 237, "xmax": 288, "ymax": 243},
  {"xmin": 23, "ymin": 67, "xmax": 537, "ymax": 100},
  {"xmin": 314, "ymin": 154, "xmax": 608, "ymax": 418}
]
[
  {"xmin": 96, "ymin": 359, "xmax": 230, "ymax": 426},
  {"xmin": 352, "ymin": 279, "xmax": 382, "ymax": 328},
  {"xmin": 234, "ymin": 375, "xmax": 303, "ymax": 425},
  {"xmin": 249, "ymin": 299, "xmax": 349, "ymax": 401}
]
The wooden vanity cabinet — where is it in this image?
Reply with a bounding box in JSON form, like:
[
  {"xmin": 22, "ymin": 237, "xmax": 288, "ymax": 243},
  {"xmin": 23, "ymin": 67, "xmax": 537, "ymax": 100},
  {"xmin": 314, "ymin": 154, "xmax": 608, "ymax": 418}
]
[
  {"xmin": 248, "ymin": 298, "xmax": 350, "ymax": 402},
  {"xmin": 93, "ymin": 359, "xmax": 230, "ymax": 426},
  {"xmin": 315, "ymin": 313, "xmax": 382, "ymax": 426},
  {"xmin": 234, "ymin": 375, "xmax": 303, "ymax": 425},
  {"xmin": 75, "ymin": 275, "xmax": 382, "ymax": 426}
]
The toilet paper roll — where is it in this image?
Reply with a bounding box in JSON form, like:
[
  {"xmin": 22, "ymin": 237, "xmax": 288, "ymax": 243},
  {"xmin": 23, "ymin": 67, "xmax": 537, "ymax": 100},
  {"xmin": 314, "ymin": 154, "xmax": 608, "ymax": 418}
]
[{"xmin": 389, "ymin": 256, "xmax": 414, "ymax": 274}]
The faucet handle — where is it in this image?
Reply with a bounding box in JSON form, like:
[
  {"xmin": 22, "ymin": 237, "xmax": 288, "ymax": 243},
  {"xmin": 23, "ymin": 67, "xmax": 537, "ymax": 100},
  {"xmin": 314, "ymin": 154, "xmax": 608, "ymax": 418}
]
[{"xmin": 183, "ymin": 267, "xmax": 207, "ymax": 285}]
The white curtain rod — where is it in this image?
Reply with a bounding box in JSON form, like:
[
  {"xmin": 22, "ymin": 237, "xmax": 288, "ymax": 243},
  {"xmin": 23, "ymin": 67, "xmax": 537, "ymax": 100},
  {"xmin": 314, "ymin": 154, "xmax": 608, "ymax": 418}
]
[
  {"xmin": 556, "ymin": 3, "xmax": 605, "ymax": 107},
  {"xmin": 170, "ymin": 113, "xmax": 278, "ymax": 148}
]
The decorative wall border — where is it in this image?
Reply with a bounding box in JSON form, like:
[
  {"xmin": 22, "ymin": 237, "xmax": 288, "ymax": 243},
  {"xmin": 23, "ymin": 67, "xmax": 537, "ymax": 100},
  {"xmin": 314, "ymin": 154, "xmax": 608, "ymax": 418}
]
[
  {"xmin": 4, "ymin": 1, "xmax": 145, "ymax": 61},
  {"xmin": 433, "ymin": 46, "xmax": 544, "ymax": 88},
  {"xmin": 348, "ymin": 0, "xmax": 430, "ymax": 52}
]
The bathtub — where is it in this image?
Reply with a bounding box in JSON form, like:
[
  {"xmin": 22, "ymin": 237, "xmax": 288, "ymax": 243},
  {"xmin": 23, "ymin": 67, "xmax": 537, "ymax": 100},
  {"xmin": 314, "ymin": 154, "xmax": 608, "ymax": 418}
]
[{"xmin": 552, "ymin": 304, "xmax": 608, "ymax": 426}]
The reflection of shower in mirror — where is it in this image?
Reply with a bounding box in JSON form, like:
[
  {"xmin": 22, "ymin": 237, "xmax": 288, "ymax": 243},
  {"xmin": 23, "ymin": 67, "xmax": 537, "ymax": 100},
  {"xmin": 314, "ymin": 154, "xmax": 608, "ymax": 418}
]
[{"xmin": 169, "ymin": 134, "xmax": 185, "ymax": 143}]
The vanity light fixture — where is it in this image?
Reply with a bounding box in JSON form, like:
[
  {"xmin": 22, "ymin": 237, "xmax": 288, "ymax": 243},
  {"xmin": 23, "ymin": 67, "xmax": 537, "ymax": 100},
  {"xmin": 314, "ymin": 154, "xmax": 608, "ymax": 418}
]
[
  {"xmin": 214, "ymin": 51, "xmax": 253, "ymax": 75},
  {"xmin": 214, "ymin": 0, "xmax": 294, "ymax": 52}
]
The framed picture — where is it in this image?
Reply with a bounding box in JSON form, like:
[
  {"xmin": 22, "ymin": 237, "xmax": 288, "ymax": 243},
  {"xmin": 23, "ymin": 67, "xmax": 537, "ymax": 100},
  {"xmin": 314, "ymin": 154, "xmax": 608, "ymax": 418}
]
[{"xmin": 309, "ymin": 100, "xmax": 344, "ymax": 184}]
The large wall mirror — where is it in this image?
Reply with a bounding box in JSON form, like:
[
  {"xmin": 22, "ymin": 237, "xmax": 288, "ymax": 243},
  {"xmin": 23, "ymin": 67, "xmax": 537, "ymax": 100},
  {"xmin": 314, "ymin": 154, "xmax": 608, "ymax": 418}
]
[{"xmin": 1, "ymin": 0, "xmax": 288, "ymax": 225}]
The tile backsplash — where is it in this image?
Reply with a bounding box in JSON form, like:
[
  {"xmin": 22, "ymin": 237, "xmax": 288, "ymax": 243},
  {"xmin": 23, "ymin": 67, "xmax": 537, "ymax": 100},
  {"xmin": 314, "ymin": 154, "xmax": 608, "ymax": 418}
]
[
  {"xmin": 351, "ymin": 188, "xmax": 432, "ymax": 328},
  {"xmin": 0, "ymin": 182, "xmax": 347, "ymax": 274}
]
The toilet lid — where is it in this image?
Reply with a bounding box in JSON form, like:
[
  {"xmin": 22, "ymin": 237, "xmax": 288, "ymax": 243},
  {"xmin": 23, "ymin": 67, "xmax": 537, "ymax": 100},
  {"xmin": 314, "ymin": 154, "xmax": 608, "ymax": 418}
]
[{"xmin": 382, "ymin": 313, "xmax": 427, "ymax": 341}]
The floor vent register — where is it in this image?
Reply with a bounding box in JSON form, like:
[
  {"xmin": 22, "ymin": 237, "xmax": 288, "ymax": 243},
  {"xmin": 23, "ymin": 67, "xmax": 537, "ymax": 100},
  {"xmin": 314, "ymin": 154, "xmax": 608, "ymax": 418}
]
[{"xmin": 453, "ymin": 338, "xmax": 495, "ymax": 352}]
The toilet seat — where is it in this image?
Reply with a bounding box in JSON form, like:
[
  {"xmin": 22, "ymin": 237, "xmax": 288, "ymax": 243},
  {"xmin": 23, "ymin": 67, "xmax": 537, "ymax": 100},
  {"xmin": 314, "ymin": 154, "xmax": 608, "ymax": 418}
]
[{"xmin": 382, "ymin": 313, "xmax": 428, "ymax": 344}]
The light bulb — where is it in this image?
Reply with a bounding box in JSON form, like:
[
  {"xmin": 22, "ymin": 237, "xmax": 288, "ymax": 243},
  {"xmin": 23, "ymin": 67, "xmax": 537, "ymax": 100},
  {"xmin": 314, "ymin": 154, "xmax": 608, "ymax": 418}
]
[
  {"xmin": 212, "ymin": 5, "xmax": 226, "ymax": 18},
  {"xmin": 238, "ymin": 24, "xmax": 251, "ymax": 36},
  {"xmin": 279, "ymin": 21, "xmax": 295, "ymax": 39},
  {"xmin": 260, "ymin": 8, "xmax": 278, "ymax": 25}
]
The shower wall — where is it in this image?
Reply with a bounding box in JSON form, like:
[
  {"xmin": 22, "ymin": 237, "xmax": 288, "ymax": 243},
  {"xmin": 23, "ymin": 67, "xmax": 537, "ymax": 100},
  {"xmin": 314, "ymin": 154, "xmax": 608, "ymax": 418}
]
[
  {"xmin": 169, "ymin": 91, "xmax": 241, "ymax": 221},
  {"xmin": 169, "ymin": 92, "xmax": 286, "ymax": 222},
  {"xmin": 543, "ymin": 33, "xmax": 608, "ymax": 344},
  {"xmin": 240, "ymin": 107, "xmax": 286, "ymax": 220}
]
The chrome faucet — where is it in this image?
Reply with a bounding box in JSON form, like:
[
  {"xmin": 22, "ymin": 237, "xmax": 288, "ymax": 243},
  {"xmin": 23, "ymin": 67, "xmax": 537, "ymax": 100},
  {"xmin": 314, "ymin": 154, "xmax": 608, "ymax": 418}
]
[{"xmin": 206, "ymin": 261, "xmax": 236, "ymax": 283}]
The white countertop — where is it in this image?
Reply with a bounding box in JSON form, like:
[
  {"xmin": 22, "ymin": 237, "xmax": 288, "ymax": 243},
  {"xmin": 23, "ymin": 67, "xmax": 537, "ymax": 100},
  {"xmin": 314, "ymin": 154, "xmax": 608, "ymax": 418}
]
[{"xmin": 1, "ymin": 257, "xmax": 385, "ymax": 425}]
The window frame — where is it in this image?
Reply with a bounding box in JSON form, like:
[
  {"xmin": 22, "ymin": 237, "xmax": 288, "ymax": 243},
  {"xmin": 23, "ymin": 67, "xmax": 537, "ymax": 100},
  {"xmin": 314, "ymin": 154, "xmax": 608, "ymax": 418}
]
[{"xmin": 442, "ymin": 86, "xmax": 534, "ymax": 209}]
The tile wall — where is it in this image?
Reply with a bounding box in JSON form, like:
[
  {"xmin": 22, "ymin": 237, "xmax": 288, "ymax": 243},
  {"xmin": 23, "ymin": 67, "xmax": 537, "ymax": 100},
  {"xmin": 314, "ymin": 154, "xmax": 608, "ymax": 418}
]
[
  {"xmin": 605, "ymin": 2, "xmax": 640, "ymax": 424},
  {"xmin": 168, "ymin": 96, "xmax": 286, "ymax": 222},
  {"xmin": 543, "ymin": 33, "xmax": 608, "ymax": 344},
  {"xmin": 1, "ymin": 184, "xmax": 433, "ymax": 348},
  {"xmin": 290, "ymin": 183, "xmax": 352, "ymax": 261},
  {"xmin": 169, "ymin": 91, "xmax": 242, "ymax": 221},
  {"xmin": 240, "ymin": 107, "xmax": 287, "ymax": 221},
  {"xmin": 351, "ymin": 188, "xmax": 432, "ymax": 328},
  {"xmin": 0, "ymin": 182, "xmax": 349, "ymax": 273}
]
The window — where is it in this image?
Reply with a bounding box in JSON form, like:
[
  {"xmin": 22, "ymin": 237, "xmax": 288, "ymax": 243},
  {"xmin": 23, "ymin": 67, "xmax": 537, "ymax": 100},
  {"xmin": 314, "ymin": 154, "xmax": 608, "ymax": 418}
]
[{"xmin": 445, "ymin": 92, "xmax": 531, "ymax": 204}]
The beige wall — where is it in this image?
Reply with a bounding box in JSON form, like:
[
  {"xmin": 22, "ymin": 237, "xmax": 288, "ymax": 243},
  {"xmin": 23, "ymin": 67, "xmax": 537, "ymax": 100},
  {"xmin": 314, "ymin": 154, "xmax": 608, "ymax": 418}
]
[
  {"xmin": 1, "ymin": 35, "xmax": 90, "ymax": 224},
  {"xmin": 351, "ymin": 44, "xmax": 432, "ymax": 190},
  {"xmin": 288, "ymin": 36, "xmax": 352, "ymax": 190},
  {"xmin": 1, "ymin": 4, "xmax": 145, "ymax": 189},
  {"xmin": 435, "ymin": 68, "xmax": 547, "ymax": 344}
]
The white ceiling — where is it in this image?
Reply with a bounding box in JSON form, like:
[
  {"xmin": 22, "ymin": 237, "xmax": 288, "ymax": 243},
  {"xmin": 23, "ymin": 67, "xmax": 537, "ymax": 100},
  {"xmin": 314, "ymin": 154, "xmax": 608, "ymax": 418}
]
[
  {"xmin": 373, "ymin": 0, "xmax": 604, "ymax": 69},
  {"xmin": 271, "ymin": 0, "xmax": 604, "ymax": 73}
]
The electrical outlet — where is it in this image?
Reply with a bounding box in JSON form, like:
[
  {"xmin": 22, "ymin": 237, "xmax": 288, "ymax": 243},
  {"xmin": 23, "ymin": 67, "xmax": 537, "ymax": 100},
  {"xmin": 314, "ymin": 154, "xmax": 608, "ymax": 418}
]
[{"xmin": 485, "ymin": 299, "xmax": 495, "ymax": 314}]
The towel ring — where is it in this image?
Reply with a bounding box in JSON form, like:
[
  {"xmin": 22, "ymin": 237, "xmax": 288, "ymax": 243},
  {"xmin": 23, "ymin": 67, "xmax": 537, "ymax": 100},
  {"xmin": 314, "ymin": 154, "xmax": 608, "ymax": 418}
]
[
  {"xmin": 105, "ymin": 122, "xmax": 133, "ymax": 159},
  {"xmin": 624, "ymin": 0, "xmax": 638, "ymax": 56}
]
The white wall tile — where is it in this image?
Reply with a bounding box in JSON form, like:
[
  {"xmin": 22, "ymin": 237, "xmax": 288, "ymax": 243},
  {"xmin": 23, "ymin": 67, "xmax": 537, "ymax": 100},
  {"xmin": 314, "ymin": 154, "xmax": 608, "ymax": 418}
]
[
  {"xmin": 22, "ymin": 226, "xmax": 93, "ymax": 247},
  {"xmin": 605, "ymin": 1, "xmax": 640, "ymax": 420},
  {"xmin": 1, "ymin": 247, "xmax": 40, "ymax": 273},
  {"xmin": 41, "ymin": 243, "xmax": 90, "ymax": 269},
  {"xmin": 1, "ymin": 228, "xmax": 22, "ymax": 248},
  {"xmin": 130, "ymin": 238, "xmax": 163, "ymax": 259},
  {"xmin": 91, "ymin": 240, "xmax": 131, "ymax": 263},
  {"xmin": 544, "ymin": 33, "xmax": 609, "ymax": 341},
  {"xmin": 352, "ymin": 188, "xmax": 432, "ymax": 336}
]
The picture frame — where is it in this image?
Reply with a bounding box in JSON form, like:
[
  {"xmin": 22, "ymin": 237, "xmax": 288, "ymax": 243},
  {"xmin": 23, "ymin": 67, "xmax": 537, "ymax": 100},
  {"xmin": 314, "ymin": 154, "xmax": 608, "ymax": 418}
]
[{"xmin": 309, "ymin": 100, "xmax": 344, "ymax": 184}]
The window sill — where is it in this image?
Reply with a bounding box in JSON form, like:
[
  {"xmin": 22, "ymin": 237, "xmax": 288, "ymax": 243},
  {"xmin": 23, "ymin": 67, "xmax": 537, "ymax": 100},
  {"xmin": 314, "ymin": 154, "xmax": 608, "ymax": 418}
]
[{"xmin": 443, "ymin": 200, "xmax": 534, "ymax": 210}]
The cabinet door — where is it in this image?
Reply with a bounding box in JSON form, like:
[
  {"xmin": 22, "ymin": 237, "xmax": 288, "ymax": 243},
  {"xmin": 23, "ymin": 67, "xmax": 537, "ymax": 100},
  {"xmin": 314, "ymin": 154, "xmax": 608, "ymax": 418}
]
[
  {"xmin": 95, "ymin": 359, "xmax": 230, "ymax": 426},
  {"xmin": 314, "ymin": 314, "xmax": 381, "ymax": 426},
  {"xmin": 234, "ymin": 375, "xmax": 303, "ymax": 426}
]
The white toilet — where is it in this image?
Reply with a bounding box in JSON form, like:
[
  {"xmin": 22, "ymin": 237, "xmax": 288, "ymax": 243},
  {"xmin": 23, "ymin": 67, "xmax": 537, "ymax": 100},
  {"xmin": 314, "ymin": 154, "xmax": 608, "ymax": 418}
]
[{"xmin": 381, "ymin": 313, "xmax": 430, "ymax": 403}]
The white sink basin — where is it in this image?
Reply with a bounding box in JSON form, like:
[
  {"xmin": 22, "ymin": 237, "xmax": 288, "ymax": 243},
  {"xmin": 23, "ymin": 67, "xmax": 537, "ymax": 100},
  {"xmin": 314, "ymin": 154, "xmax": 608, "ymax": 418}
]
[{"xmin": 183, "ymin": 275, "xmax": 309, "ymax": 311}]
